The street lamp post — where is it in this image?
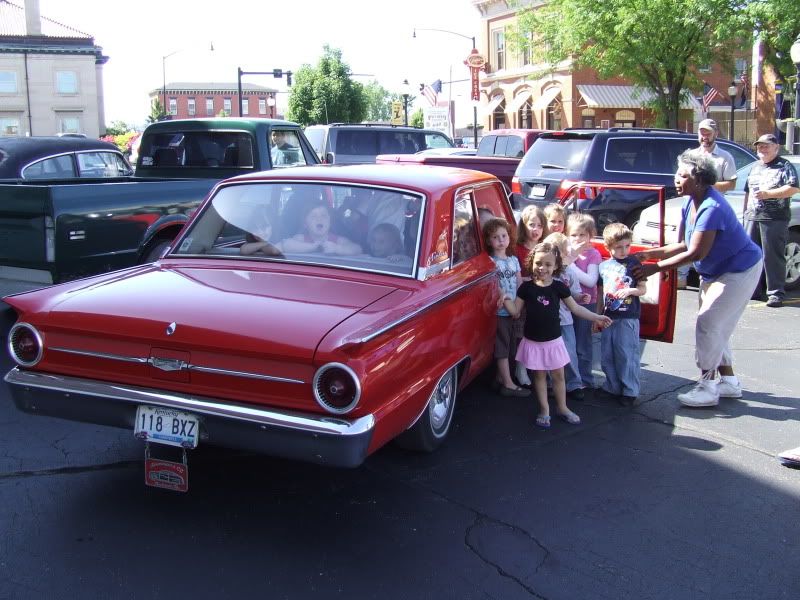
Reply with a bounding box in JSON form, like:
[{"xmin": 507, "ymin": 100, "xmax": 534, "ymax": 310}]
[
  {"xmin": 728, "ymin": 82, "xmax": 738, "ymax": 141},
  {"xmin": 413, "ymin": 27, "xmax": 478, "ymax": 149},
  {"xmin": 790, "ymin": 35, "xmax": 800, "ymax": 155},
  {"xmin": 162, "ymin": 50, "xmax": 180, "ymax": 119},
  {"xmin": 401, "ymin": 79, "xmax": 410, "ymax": 126}
]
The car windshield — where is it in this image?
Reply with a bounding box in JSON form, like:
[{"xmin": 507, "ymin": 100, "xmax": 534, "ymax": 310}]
[
  {"xmin": 519, "ymin": 138, "xmax": 591, "ymax": 171},
  {"xmin": 172, "ymin": 182, "xmax": 423, "ymax": 277}
]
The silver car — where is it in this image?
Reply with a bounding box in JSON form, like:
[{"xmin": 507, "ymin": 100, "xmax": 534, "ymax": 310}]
[{"xmin": 633, "ymin": 156, "xmax": 800, "ymax": 290}]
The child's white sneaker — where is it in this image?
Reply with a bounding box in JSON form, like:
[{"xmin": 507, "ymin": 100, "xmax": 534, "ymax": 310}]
[
  {"xmin": 515, "ymin": 362, "xmax": 532, "ymax": 386},
  {"xmin": 677, "ymin": 380, "xmax": 719, "ymax": 407},
  {"xmin": 716, "ymin": 377, "xmax": 742, "ymax": 398}
]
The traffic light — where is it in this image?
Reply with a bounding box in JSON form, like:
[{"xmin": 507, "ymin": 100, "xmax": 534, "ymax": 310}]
[{"xmin": 286, "ymin": 71, "xmax": 292, "ymax": 86}]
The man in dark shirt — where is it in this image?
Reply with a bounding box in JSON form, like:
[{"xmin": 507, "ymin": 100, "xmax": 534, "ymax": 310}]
[{"xmin": 743, "ymin": 134, "xmax": 800, "ymax": 307}]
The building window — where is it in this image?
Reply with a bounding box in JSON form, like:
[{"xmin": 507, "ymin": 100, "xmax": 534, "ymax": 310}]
[
  {"xmin": 698, "ymin": 64, "xmax": 711, "ymax": 73},
  {"xmin": 223, "ymin": 97, "xmax": 232, "ymax": 116},
  {"xmin": 546, "ymin": 103, "xmax": 562, "ymax": 130},
  {"xmin": 258, "ymin": 98, "xmax": 266, "ymax": 115},
  {"xmin": 169, "ymin": 98, "xmax": 177, "ymax": 115},
  {"xmin": 581, "ymin": 108, "xmax": 596, "ymax": 128},
  {"xmin": 493, "ymin": 100, "xmax": 507, "ymax": 129},
  {"xmin": 521, "ymin": 32, "xmax": 533, "ymax": 67},
  {"xmin": 0, "ymin": 71, "xmax": 17, "ymax": 93},
  {"xmin": 206, "ymin": 98, "xmax": 214, "ymax": 116},
  {"xmin": 493, "ymin": 29, "xmax": 505, "ymax": 71},
  {"xmin": 0, "ymin": 116, "xmax": 20, "ymax": 135},
  {"xmin": 188, "ymin": 98, "xmax": 196, "ymax": 116},
  {"xmin": 735, "ymin": 58, "xmax": 747, "ymax": 79},
  {"xmin": 56, "ymin": 71, "xmax": 78, "ymax": 94},
  {"xmin": 58, "ymin": 114, "xmax": 81, "ymax": 134},
  {"xmin": 518, "ymin": 101, "xmax": 533, "ymax": 129},
  {"xmin": 614, "ymin": 109, "xmax": 636, "ymax": 127},
  {"xmin": 241, "ymin": 98, "xmax": 249, "ymax": 115}
]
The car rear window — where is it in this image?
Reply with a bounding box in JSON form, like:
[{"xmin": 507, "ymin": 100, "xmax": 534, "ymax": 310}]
[{"xmin": 519, "ymin": 138, "xmax": 591, "ymax": 171}]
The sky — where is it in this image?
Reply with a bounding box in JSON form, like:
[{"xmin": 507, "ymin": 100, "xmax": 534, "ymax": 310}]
[{"xmin": 38, "ymin": 0, "xmax": 483, "ymax": 129}]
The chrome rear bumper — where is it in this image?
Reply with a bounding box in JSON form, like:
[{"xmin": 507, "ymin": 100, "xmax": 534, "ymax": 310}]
[{"xmin": 5, "ymin": 368, "xmax": 374, "ymax": 468}]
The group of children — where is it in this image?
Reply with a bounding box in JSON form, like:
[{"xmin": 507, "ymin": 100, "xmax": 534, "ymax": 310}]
[{"xmin": 485, "ymin": 204, "xmax": 646, "ymax": 428}]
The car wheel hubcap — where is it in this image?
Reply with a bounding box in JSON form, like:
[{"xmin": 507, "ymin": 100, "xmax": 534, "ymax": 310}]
[
  {"xmin": 429, "ymin": 370, "xmax": 455, "ymax": 434},
  {"xmin": 785, "ymin": 241, "xmax": 800, "ymax": 286}
]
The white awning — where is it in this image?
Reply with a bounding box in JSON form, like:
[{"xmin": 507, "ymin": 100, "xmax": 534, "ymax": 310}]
[
  {"xmin": 577, "ymin": 84, "xmax": 702, "ymax": 110},
  {"xmin": 479, "ymin": 94, "xmax": 505, "ymax": 117},
  {"xmin": 506, "ymin": 89, "xmax": 534, "ymax": 114},
  {"xmin": 532, "ymin": 86, "xmax": 562, "ymax": 110}
]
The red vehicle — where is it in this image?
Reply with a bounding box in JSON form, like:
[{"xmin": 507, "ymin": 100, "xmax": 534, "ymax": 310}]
[{"xmin": 4, "ymin": 165, "xmax": 677, "ymax": 476}]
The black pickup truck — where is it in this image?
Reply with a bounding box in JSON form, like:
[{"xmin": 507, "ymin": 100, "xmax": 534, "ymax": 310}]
[{"xmin": 0, "ymin": 118, "xmax": 318, "ymax": 289}]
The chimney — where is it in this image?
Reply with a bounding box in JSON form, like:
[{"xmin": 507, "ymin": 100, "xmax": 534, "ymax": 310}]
[{"xmin": 25, "ymin": 0, "xmax": 42, "ymax": 36}]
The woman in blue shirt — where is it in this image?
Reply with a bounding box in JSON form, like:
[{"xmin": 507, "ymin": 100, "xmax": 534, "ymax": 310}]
[{"xmin": 636, "ymin": 150, "xmax": 762, "ymax": 408}]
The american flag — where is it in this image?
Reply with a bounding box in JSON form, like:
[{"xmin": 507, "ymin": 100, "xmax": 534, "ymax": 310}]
[
  {"xmin": 738, "ymin": 72, "xmax": 749, "ymax": 108},
  {"xmin": 702, "ymin": 82, "xmax": 721, "ymax": 114},
  {"xmin": 420, "ymin": 79, "xmax": 442, "ymax": 107}
]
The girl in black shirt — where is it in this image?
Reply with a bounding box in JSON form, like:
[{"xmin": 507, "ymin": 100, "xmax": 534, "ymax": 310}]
[{"xmin": 506, "ymin": 242, "xmax": 611, "ymax": 428}]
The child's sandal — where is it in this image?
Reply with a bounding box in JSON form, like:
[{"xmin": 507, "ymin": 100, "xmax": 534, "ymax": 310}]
[
  {"xmin": 558, "ymin": 410, "xmax": 581, "ymax": 425},
  {"xmin": 535, "ymin": 414, "xmax": 551, "ymax": 429}
]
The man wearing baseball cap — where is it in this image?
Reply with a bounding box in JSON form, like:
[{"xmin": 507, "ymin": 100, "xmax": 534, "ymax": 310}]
[
  {"xmin": 743, "ymin": 133, "xmax": 799, "ymax": 307},
  {"xmin": 696, "ymin": 118, "xmax": 737, "ymax": 192}
]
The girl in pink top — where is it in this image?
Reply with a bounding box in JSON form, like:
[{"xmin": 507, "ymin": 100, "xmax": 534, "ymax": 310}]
[{"xmin": 567, "ymin": 213, "xmax": 601, "ymax": 389}]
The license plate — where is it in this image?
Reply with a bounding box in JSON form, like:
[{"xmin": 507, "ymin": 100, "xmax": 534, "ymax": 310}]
[
  {"xmin": 529, "ymin": 184, "xmax": 547, "ymax": 198},
  {"xmin": 134, "ymin": 405, "xmax": 199, "ymax": 448}
]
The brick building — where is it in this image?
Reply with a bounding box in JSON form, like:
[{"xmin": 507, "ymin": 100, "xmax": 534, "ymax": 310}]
[
  {"xmin": 0, "ymin": 0, "xmax": 108, "ymax": 137},
  {"xmin": 472, "ymin": 0, "xmax": 775, "ymax": 145},
  {"xmin": 149, "ymin": 82, "xmax": 278, "ymax": 121}
]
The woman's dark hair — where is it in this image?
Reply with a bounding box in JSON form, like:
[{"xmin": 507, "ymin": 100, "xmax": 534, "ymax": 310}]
[{"xmin": 677, "ymin": 149, "xmax": 718, "ymax": 187}]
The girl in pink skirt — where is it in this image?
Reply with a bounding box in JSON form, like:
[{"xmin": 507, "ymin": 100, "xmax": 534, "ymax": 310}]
[{"xmin": 505, "ymin": 242, "xmax": 611, "ymax": 428}]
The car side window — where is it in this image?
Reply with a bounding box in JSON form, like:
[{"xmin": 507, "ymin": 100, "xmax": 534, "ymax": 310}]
[
  {"xmin": 22, "ymin": 155, "xmax": 76, "ymax": 179},
  {"xmin": 77, "ymin": 151, "xmax": 130, "ymax": 177},
  {"xmin": 506, "ymin": 136, "xmax": 524, "ymax": 158},
  {"xmin": 270, "ymin": 130, "xmax": 307, "ymax": 168},
  {"xmin": 718, "ymin": 142, "xmax": 756, "ymax": 171},
  {"xmin": 477, "ymin": 136, "xmax": 496, "ymax": 155},
  {"xmin": 452, "ymin": 192, "xmax": 480, "ymax": 265}
]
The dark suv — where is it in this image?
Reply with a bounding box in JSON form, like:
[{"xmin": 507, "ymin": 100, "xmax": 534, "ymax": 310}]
[
  {"xmin": 304, "ymin": 123, "xmax": 454, "ymax": 165},
  {"xmin": 511, "ymin": 128, "xmax": 756, "ymax": 229}
]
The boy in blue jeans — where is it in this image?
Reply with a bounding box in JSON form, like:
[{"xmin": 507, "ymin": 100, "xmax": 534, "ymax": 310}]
[{"xmin": 597, "ymin": 223, "xmax": 646, "ymax": 406}]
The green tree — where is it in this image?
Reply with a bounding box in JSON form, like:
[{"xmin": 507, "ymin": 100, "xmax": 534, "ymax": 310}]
[
  {"xmin": 410, "ymin": 108, "xmax": 424, "ymax": 128},
  {"xmin": 363, "ymin": 80, "xmax": 392, "ymax": 122},
  {"xmin": 147, "ymin": 98, "xmax": 166, "ymax": 124},
  {"xmin": 286, "ymin": 46, "xmax": 366, "ymax": 125},
  {"xmin": 742, "ymin": 0, "xmax": 800, "ymax": 81},
  {"xmin": 105, "ymin": 120, "xmax": 134, "ymax": 136},
  {"xmin": 513, "ymin": 0, "xmax": 748, "ymax": 127}
]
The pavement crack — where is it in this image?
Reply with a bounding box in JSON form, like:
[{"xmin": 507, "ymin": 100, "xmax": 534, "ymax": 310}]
[{"xmin": 0, "ymin": 459, "xmax": 140, "ymax": 481}]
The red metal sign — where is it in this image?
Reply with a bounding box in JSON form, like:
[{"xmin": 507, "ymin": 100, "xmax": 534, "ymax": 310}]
[
  {"xmin": 464, "ymin": 49, "xmax": 486, "ymax": 102},
  {"xmin": 145, "ymin": 457, "xmax": 189, "ymax": 492}
]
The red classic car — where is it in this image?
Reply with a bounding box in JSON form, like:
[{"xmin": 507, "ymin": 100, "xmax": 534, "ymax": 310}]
[{"xmin": 3, "ymin": 166, "xmax": 677, "ymax": 478}]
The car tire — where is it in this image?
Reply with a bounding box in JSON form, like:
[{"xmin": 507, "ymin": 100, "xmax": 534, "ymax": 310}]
[
  {"xmin": 142, "ymin": 240, "xmax": 171, "ymax": 263},
  {"xmin": 786, "ymin": 229, "xmax": 800, "ymax": 291},
  {"xmin": 396, "ymin": 366, "xmax": 458, "ymax": 453}
]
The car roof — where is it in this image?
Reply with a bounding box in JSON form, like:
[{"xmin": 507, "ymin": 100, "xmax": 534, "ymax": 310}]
[
  {"xmin": 143, "ymin": 117, "xmax": 300, "ymax": 136},
  {"xmin": 485, "ymin": 128, "xmax": 548, "ymax": 136},
  {"xmin": 307, "ymin": 123, "xmax": 448, "ymax": 134},
  {"xmin": 228, "ymin": 163, "xmax": 498, "ymax": 191},
  {"xmin": 0, "ymin": 136, "xmax": 122, "ymax": 177}
]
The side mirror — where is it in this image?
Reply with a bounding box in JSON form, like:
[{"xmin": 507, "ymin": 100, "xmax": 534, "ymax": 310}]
[{"xmin": 325, "ymin": 152, "xmax": 335, "ymax": 165}]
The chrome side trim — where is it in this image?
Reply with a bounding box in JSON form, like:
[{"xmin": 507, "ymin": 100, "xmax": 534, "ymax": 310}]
[
  {"xmin": 49, "ymin": 346, "xmax": 305, "ymax": 384},
  {"xmin": 5, "ymin": 368, "xmax": 372, "ymax": 437},
  {"xmin": 357, "ymin": 270, "xmax": 497, "ymax": 343},
  {"xmin": 51, "ymin": 346, "xmax": 148, "ymax": 364},
  {"xmin": 189, "ymin": 365, "xmax": 303, "ymax": 384}
]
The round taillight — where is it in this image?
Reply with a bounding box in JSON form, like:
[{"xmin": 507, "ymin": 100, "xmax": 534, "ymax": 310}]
[
  {"xmin": 313, "ymin": 363, "xmax": 361, "ymax": 414},
  {"xmin": 8, "ymin": 323, "xmax": 43, "ymax": 367}
]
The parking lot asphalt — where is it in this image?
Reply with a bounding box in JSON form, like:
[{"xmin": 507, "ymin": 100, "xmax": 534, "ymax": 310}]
[{"xmin": 0, "ymin": 283, "xmax": 798, "ymax": 599}]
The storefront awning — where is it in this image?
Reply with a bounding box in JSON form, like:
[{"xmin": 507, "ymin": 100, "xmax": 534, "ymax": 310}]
[
  {"xmin": 577, "ymin": 84, "xmax": 702, "ymax": 110},
  {"xmin": 506, "ymin": 90, "xmax": 534, "ymax": 114},
  {"xmin": 532, "ymin": 86, "xmax": 562, "ymax": 110},
  {"xmin": 479, "ymin": 94, "xmax": 505, "ymax": 117}
]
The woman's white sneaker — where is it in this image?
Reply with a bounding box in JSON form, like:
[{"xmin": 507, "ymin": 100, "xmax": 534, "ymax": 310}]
[
  {"xmin": 716, "ymin": 379, "xmax": 742, "ymax": 398},
  {"xmin": 678, "ymin": 380, "xmax": 719, "ymax": 407}
]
